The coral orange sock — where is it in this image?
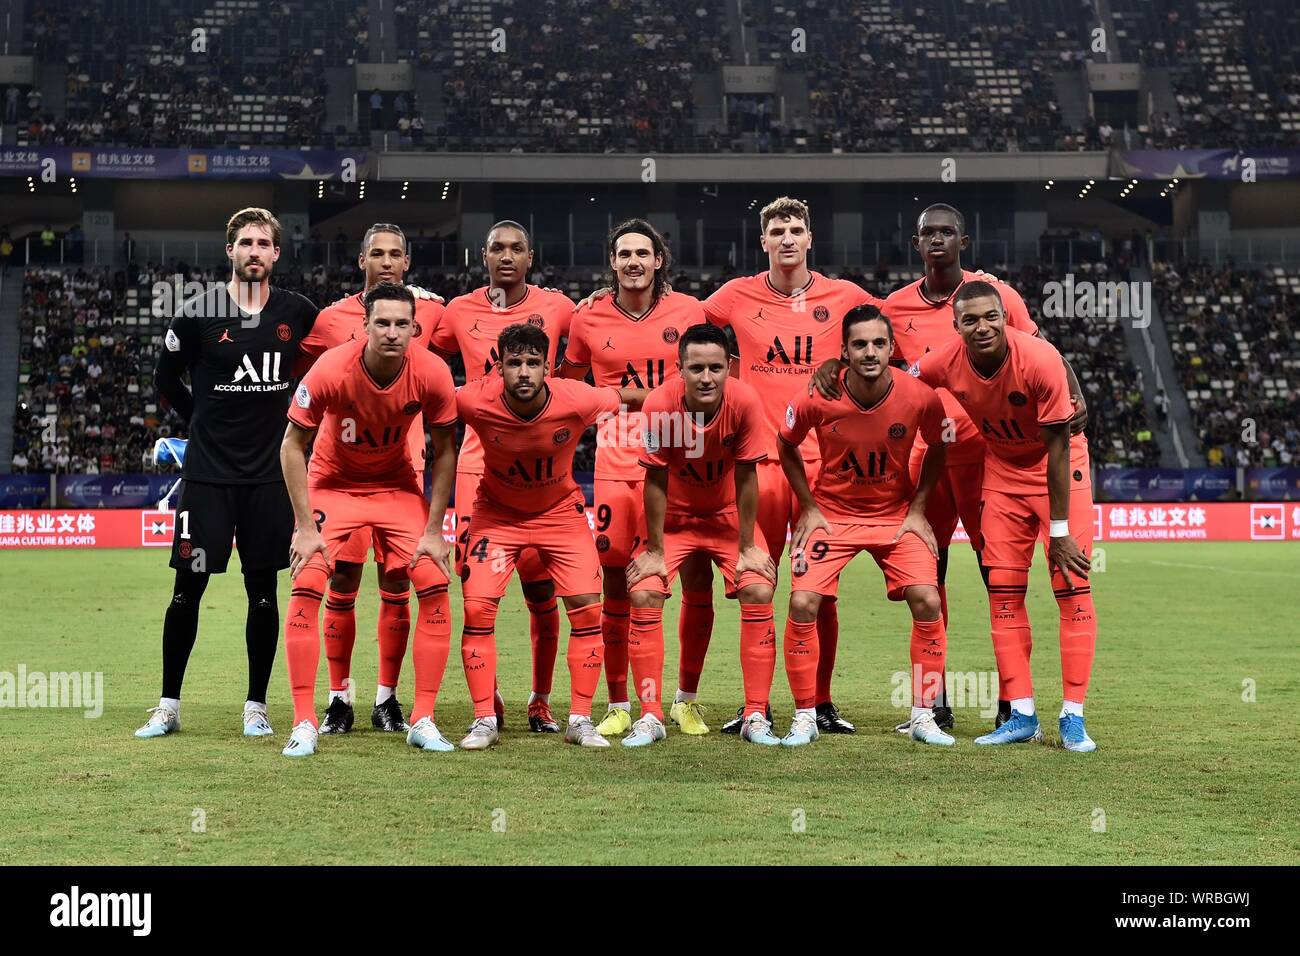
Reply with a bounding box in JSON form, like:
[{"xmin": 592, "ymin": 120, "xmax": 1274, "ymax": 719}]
[
  {"xmin": 783, "ymin": 616, "xmax": 819, "ymax": 710},
  {"xmin": 677, "ymin": 590, "xmax": 714, "ymax": 693},
  {"xmin": 740, "ymin": 603, "xmax": 776, "ymax": 717},
  {"xmin": 285, "ymin": 564, "xmax": 328, "ymax": 727},
  {"xmin": 462, "ymin": 597, "xmax": 500, "ymax": 719},
  {"xmin": 323, "ymin": 586, "xmax": 357, "ymax": 694},
  {"xmin": 909, "ymin": 617, "xmax": 947, "ymax": 708},
  {"xmin": 627, "ymin": 605, "xmax": 665, "ymax": 720},
  {"xmin": 601, "ymin": 596, "xmax": 631, "ymax": 704},
  {"xmin": 377, "ymin": 590, "xmax": 410, "ymax": 690},
  {"xmin": 814, "ymin": 597, "xmax": 838, "ymax": 705},
  {"xmin": 525, "ymin": 597, "xmax": 559, "ymax": 696},
  {"xmin": 409, "ymin": 565, "xmax": 451, "ymax": 723},
  {"xmin": 565, "ymin": 602, "xmax": 604, "ymax": 718},
  {"xmin": 987, "ymin": 568, "xmax": 1032, "ymax": 701},
  {"xmin": 1053, "ymin": 571, "xmax": 1097, "ymax": 705}
]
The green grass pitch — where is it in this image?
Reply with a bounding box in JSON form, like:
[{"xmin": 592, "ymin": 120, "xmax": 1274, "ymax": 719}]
[{"xmin": 1, "ymin": 542, "xmax": 1296, "ymax": 865}]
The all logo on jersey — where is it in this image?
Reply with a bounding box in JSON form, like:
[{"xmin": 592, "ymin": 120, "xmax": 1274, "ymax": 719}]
[
  {"xmin": 1008, "ymin": 391, "xmax": 1028, "ymax": 407},
  {"xmin": 276, "ymin": 323, "xmax": 292, "ymax": 342},
  {"xmin": 680, "ymin": 459, "xmax": 728, "ymax": 483},
  {"xmin": 482, "ymin": 347, "xmax": 500, "ymax": 375},
  {"xmin": 767, "ymin": 335, "xmax": 814, "ymax": 365},
  {"xmin": 888, "ymin": 423, "xmax": 907, "ymax": 439},
  {"xmin": 812, "ymin": 306, "xmax": 830, "ymax": 323},
  {"xmin": 232, "ymin": 352, "xmax": 284, "ymax": 385},
  {"xmin": 838, "ymin": 449, "xmax": 890, "ymax": 478},
  {"xmin": 403, "ymin": 400, "xmax": 421, "ymax": 415},
  {"xmin": 508, "ymin": 457, "xmax": 556, "ymax": 481},
  {"xmin": 982, "ymin": 418, "xmax": 1027, "ymax": 440},
  {"xmin": 621, "ymin": 359, "xmax": 666, "ymax": 388},
  {"xmin": 662, "ymin": 327, "xmax": 680, "ymax": 343}
]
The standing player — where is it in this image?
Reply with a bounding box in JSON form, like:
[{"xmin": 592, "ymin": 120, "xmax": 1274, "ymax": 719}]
[
  {"xmin": 911, "ymin": 282, "xmax": 1098, "ymax": 752},
  {"xmin": 625, "ymin": 324, "xmax": 777, "ymax": 747},
  {"xmin": 296, "ymin": 223, "xmax": 447, "ymax": 736},
  {"xmin": 702, "ymin": 197, "xmax": 885, "ymax": 734},
  {"xmin": 455, "ymin": 323, "xmax": 648, "ymax": 750},
  {"xmin": 778, "ymin": 306, "xmax": 953, "ymax": 746},
  {"xmin": 137, "ymin": 207, "xmax": 318, "ymax": 740},
  {"xmin": 279, "ymin": 284, "xmax": 459, "ymax": 757},
  {"xmin": 811, "ymin": 203, "xmax": 1087, "ymax": 731},
  {"xmin": 431, "ymin": 221, "xmax": 573, "ymax": 733},
  {"xmin": 558, "ymin": 218, "xmax": 718, "ymax": 738}
]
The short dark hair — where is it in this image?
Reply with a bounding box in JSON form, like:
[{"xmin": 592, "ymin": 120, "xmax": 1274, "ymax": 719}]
[
  {"xmin": 677, "ymin": 322, "xmax": 730, "ymax": 360},
  {"xmin": 842, "ymin": 304, "xmax": 893, "ymax": 344},
  {"xmin": 363, "ymin": 281, "xmax": 416, "ymax": 320},
  {"xmin": 498, "ymin": 322, "xmax": 549, "ymax": 358},
  {"xmin": 608, "ymin": 218, "xmax": 672, "ymax": 301},
  {"xmin": 486, "ymin": 220, "xmax": 531, "ymax": 249},
  {"xmin": 917, "ymin": 203, "xmax": 966, "ymax": 236},
  {"xmin": 952, "ymin": 280, "xmax": 1004, "ymax": 317},
  {"xmin": 361, "ymin": 222, "xmax": 408, "ymax": 256}
]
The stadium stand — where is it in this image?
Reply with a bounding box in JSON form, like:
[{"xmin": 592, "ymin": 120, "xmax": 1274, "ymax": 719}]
[{"xmin": 1154, "ymin": 260, "xmax": 1300, "ymax": 468}]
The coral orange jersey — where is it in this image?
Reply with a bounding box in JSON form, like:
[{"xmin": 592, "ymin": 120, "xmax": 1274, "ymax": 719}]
[
  {"xmin": 886, "ymin": 271, "xmax": 1037, "ymax": 464},
  {"xmin": 565, "ymin": 289, "xmax": 705, "ymax": 480},
  {"xmin": 456, "ymin": 375, "xmax": 620, "ymax": 516},
  {"xmin": 780, "ymin": 366, "xmax": 946, "ymax": 524},
  {"xmin": 704, "ymin": 270, "xmax": 882, "ymax": 462},
  {"xmin": 431, "ymin": 285, "xmax": 573, "ymax": 474},
  {"xmin": 638, "ymin": 376, "xmax": 767, "ymax": 519},
  {"xmin": 912, "ymin": 327, "xmax": 1088, "ymax": 495},
  {"xmin": 298, "ymin": 292, "xmax": 446, "ymax": 479},
  {"xmin": 288, "ymin": 339, "xmax": 458, "ymax": 494}
]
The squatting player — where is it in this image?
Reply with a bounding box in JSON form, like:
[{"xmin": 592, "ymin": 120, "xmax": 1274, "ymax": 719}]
[
  {"xmin": 912, "ymin": 281, "xmax": 1098, "ymax": 752},
  {"xmin": 138, "ymin": 207, "xmax": 318, "ymax": 740},
  {"xmin": 779, "ymin": 306, "xmax": 953, "ymax": 747},
  {"xmin": 279, "ymin": 284, "xmax": 459, "ymax": 757},
  {"xmin": 625, "ymin": 323, "xmax": 778, "ymax": 747},
  {"xmin": 702, "ymin": 196, "xmax": 885, "ymax": 734},
  {"xmin": 432, "ymin": 221, "xmax": 573, "ymax": 733},
  {"xmin": 559, "ymin": 218, "xmax": 719, "ymax": 739},
  {"xmin": 454, "ymin": 323, "xmax": 648, "ymax": 750},
  {"xmin": 297, "ymin": 222, "xmax": 447, "ymax": 736},
  {"xmin": 812, "ymin": 203, "xmax": 1087, "ymax": 732}
]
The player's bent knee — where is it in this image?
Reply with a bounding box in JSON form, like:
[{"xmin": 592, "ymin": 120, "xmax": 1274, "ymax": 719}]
[
  {"xmin": 463, "ymin": 596, "xmax": 500, "ymax": 632},
  {"xmin": 378, "ymin": 565, "xmax": 411, "ymax": 593},
  {"xmin": 293, "ymin": 562, "xmax": 330, "ymax": 596},
  {"xmin": 906, "ymin": 585, "xmax": 942, "ymax": 621},
  {"xmin": 630, "ymin": 589, "xmax": 666, "ymax": 610},
  {"xmin": 330, "ymin": 560, "xmax": 363, "ymax": 592},
  {"xmin": 738, "ymin": 583, "xmax": 774, "ymax": 605},
  {"xmin": 787, "ymin": 589, "xmax": 821, "ymax": 621},
  {"xmin": 563, "ymin": 592, "xmax": 601, "ymax": 611},
  {"xmin": 520, "ymin": 578, "xmax": 556, "ymax": 602},
  {"xmin": 407, "ymin": 560, "xmax": 447, "ymax": 592}
]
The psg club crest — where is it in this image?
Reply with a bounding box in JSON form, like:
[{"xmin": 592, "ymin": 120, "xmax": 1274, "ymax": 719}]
[
  {"xmin": 552, "ymin": 427, "xmax": 571, "ymax": 444},
  {"xmin": 595, "ymin": 534, "xmax": 611, "ymax": 553},
  {"xmin": 178, "ymin": 540, "xmax": 192, "ymax": 559},
  {"xmin": 813, "ymin": 306, "xmax": 830, "ymax": 323},
  {"xmin": 722, "ymin": 434, "xmax": 736, "ymax": 447},
  {"xmin": 276, "ymin": 323, "xmax": 292, "ymax": 342},
  {"xmin": 527, "ymin": 314, "xmax": 545, "ymax": 328},
  {"xmin": 1008, "ymin": 391, "xmax": 1028, "ymax": 407},
  {"xmin": 403, "ymin": 400, "xmax": 421, "ymax": 415},
  {"xmin": 662, "ymin": 327, "xmax": 680, "ymax": 344},
  {"xmin": 889, "ymin": 423, "xmax": 907, "ymax": 439}
]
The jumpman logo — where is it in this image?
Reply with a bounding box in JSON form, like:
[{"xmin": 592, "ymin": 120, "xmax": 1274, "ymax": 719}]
[
  {"xmin": 830, "ymin": 423, "xmax": 840, "ymax": 434},
  {"xmin": 750, "ymin": 308, "xmax": 767, "ymax": 323},
  {"xmin": 470, "ymin": 317, "xmax": 484, "ymax": 334},
  {"xmin": 586, "ymin": 648, "xmax": 600, "ymax": 660},
  {"xmin": 294, "ymin": 608, "xmax": 306, "ymax": 619},
  {"xmin": 905, "ymin": 319, "xmax": 917, "ymax": 333},
  {"xmin": 792, "ymin": 637, "xmax": 811, "ymax": 649},
  {"xmin": 467, "ymin": 649, "xmax": 482, "ymax": 661},
  {"xmin": 1072, "ymin": 604, "xmax": 1085, "ymax": 614},
  {"xmin": 218, "ymin": 328, "xmax": 233, "ymax": 343},
  {"xmin": 602, "ymin": 337, "xmax": 616, "ymax": 350}
]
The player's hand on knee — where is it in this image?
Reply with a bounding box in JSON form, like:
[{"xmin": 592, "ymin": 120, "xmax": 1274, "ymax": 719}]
[
  {"xmin": 626, "ymin": 549, "xmax": 667, "ymax": 588},
  {"xmin": 893, "ymin": 510, "xmax": 938, "ymax": 557},
  {"xmin": 790, "ymin": 507, "xmax": 832, "ymax": 559},
  {"xmin": 737, "ymin": 545, "xmax": 777, "ymax": 585},
  {"xmin": 1048, "ymin": 534, "xmax": 1090, "ymax": 585},
  {"xmin": 412, "ymin": 532, "xmax": 451, "ymax": 577},
  {"xmin": 810, "ymin": 358, "xmax": 843, "ymax": 399},
  {"xmin": 289, "ymin": 528, "xmax": 330, "ymax": 579}
]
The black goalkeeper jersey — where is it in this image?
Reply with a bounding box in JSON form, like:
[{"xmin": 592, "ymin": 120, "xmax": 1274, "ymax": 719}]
[{"xmin": 155, "ymin": 284, "xmax": 318, "ymax": 484}]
